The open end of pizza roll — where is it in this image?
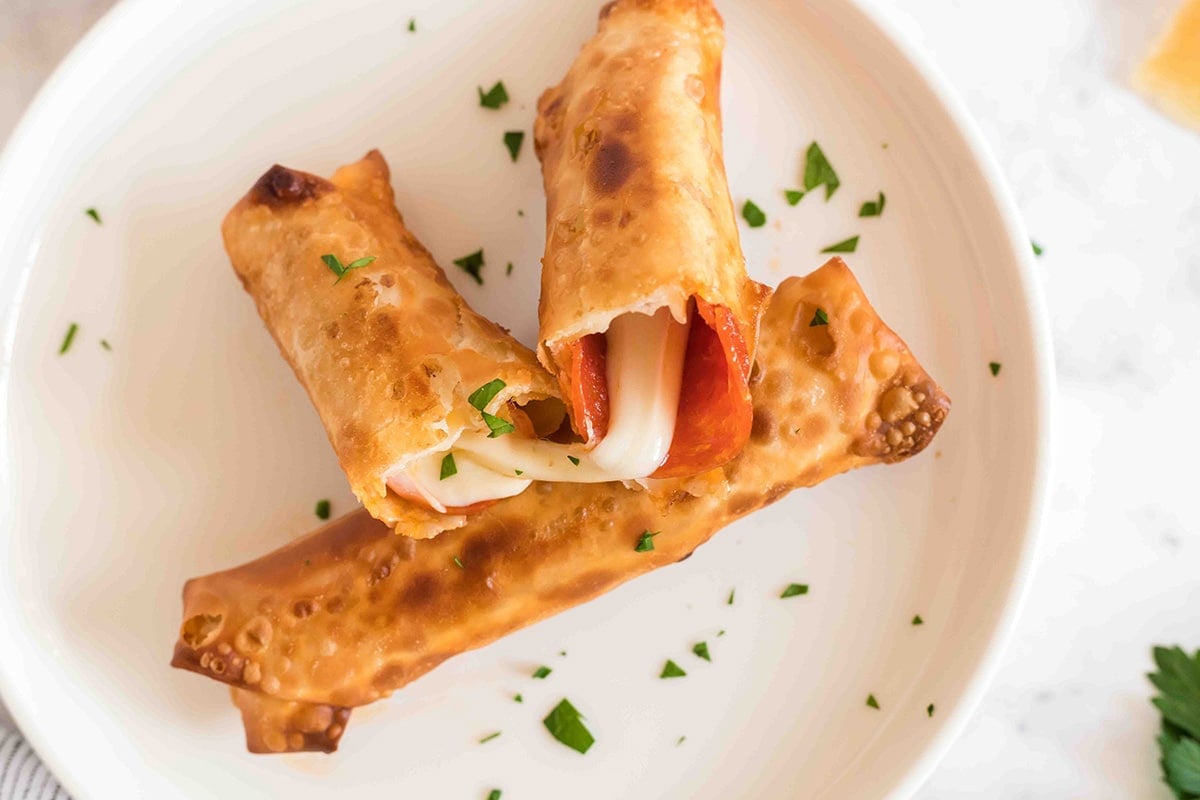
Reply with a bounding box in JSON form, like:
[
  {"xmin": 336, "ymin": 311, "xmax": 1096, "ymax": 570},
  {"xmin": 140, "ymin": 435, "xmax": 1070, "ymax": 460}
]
[
  {"xmin": 534, "ymin": 0, "xmax": 772, "ymax": 481},
  {"xmin": 173, "ymin": 258, "xmax": 949, "ymax": 743}
]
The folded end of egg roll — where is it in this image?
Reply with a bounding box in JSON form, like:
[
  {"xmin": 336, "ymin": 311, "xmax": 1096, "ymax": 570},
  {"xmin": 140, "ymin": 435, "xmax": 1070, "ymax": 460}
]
[
  {"xmin": 230, "ymin": 689, "xmax": 351, "ymax": 754},
  {"xmin": 223, "ymin": 151, "xmax": 560, "ymax": 538}
]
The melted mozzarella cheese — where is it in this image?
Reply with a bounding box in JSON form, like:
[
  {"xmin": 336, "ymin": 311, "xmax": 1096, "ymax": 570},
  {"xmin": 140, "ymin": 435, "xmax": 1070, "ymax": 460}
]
[{"xmin": 386, "ymin": 450, "xmax": 531, "ymax": 513}]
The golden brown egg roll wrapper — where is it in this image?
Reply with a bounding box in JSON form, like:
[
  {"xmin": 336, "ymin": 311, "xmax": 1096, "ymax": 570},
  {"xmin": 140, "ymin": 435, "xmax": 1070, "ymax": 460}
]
[
  {"xmin": 174, "ymin": 259, "xmax": 949, "ymax": 750},
  {"xmin": 534, "ymin": 0, "xmax": 771, "ymax": 474},
  {"xmin": 230, "ymin": 689, "xmax": 351, "ymax": 754},
  {"xmin": 223, "ymin": 150, "xmax": 558, "ymax": 538}
]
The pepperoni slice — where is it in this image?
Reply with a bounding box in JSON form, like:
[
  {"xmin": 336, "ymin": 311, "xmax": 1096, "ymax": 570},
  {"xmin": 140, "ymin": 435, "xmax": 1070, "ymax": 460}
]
[
  {"xmin": 565, "ymin": 332, "xmax": 610, "ymax": 442},
  {"xmin": 652, "ymin": 300, "xmax": 753, "ymax": 478}
]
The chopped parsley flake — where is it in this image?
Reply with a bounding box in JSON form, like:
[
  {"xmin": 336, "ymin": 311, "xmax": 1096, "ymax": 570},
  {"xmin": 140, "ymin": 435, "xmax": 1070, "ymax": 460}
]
[
  {"xmin": 483, "ymin": 411, "xmax": 515, "ymax": 438},
  {"xmin": 505, "ymin": 262, "xmax": 514, "ymax": 276},
  {"xmin": 504, "ymin": 130, "xmax": 525, "ymax": 162},
  {"xmin": 741, "ymin": 200, "xmax": 766, "ymax": 228},
  {"xmin": 514, "ymin": 693, "xmax": 523, "ymax": 703},
  {"xmin": 453, "ymin": 555, "xmax": 464, "ymax": 569},
  {"xmin": 912, "ymin": 615, "xmax": 924, "ymax": 626},
  {"xmin": 407, "ymin": 17, "xmax": 416, "ymax": 32},
  {"xmin": 717, "ymin": 630, "xmax": 726, "ymax": 637},
  {"xmin": 780, "ymin": 583, "xmax": 809, "ymax": 598},
  {"xmin": 440, "ymin": 452, "xmax": 457, "ymax": 480},
  {"xmin": 676, "ymin": 735, "xmax": 687, "ymax": 746},
  {"xmin": 820, "ymin": 236, "xmax": 859, "ymax": 254},
  {"xmin": 321, "ymin": 253, "xmax": 376, "ymax": 284},
  {"xmin": 478, "ymin": 81, "xmax": 509, "ymax": 110},
  {"xmin": 858, "ymin": 192, "xmax": 886, "ymax": 217},
  {"xmin": 692, "ymin": 642, "xmax": 711, "ymax": 662},
  {"xmin": 543, "ymin": 698, "xmax": 595, "ymax": 754},
  {"xmin": 989, "ymin": 361, "xmax": 1002, "ymax": 377},
  {"xmin": 804, "ymin": 142, "xmax": 840, "ymax": 200},
  {"xmin": 810, "ymin": 308, "xmax": 829, "ymax": 327},
  {"xmin": 303, "ymin": 559, "xmax": 311, "ymax": 567},
  {"xmin": 866, "ymin": 694, "xmax": 880, "ymax": 709},
  {"xmin": 517, "ymin": 209, "xmax": 525, "ymax": 217},
  {"xmin": 660, "ymin": 660, "xmax": 686, "ymax": 678},
  {"xmin": 784, "ymin": 189, "xmax": 804, "ymax": 206},
  {"xmin": 453, "ymin": 249, "xmax": 485, "ymax": 285},
  {"xmin": 634, "ymin": 530, "xmax": 660, "ymax": 552},
  {"xmin": 59, "ymin": 323, "xmax": 78, "ymax": 354},
  {"xmin": 727, "ymin": 589, "xmax": 735, "ymax": 605},
  {"xmin": 514, "ymin": 469, "xmax": 524, "ymax": 476},
  {"xmin": 314, "ymin": 499, "xmax": 331, "ymax": 520},
  {"xmin": 568, "ymin": 455, "xmax": 581, "ymax": 466},
  {"xmin": 489, "ymin": 792, "xmax": 502, "ymax": 800},
  {"xmin": 1032, "ymin": 240, "xmax": 1044, "ymax": 257},
  {"xmin": 85, "ymin": 208, "xmax": 101, "ymax": 224},
  {"xmin": 469, "ymin": 379, "xmax": 506, "ymax": 411},
  {"xmin": 927, "ymin": 703, "xmax": 935, "ymax": 717},
  {"xmin": 479, "ymin": 731, "xmax": 501, "ymax": 744},
  {"xmin": 533, "ymin": 665, "xmax": 552, "ymax": 679},
  {"xmin": 99, "ymin": 339, "xmax": 112, "ymax": 351}
]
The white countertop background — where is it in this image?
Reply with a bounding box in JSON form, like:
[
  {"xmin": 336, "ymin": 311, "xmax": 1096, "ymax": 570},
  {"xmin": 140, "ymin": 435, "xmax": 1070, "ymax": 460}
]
[{"xmin": 2, "ymin": 0, "xmax": 1198, "ymax": 797}]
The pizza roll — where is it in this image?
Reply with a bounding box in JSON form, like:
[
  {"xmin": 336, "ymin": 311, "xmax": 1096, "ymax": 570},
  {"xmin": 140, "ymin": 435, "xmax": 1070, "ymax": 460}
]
[
  {"xmin": 534, "ymin": 0, "xmax": 772, "ymax": 480},
  {"xmin": 173, "ymin": 259, "xmax": 950, "ymax": 752}
]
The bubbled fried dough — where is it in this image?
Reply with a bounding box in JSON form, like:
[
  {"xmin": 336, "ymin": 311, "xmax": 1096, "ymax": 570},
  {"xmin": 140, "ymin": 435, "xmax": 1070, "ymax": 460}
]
[{"xmin": 173, "ymin": 257, "xmax": 949, "ymax": 752}]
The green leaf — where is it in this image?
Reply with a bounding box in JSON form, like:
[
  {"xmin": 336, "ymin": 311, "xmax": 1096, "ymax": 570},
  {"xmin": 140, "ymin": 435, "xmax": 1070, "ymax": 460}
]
[
  {"xmin": 866, "ymin": 694, "xmax": 880, "ymax": 709},
  {"xmin": 820, "ymin": 236, "xmax": 859, "ymax": 254},
  {"xmin": 912, "ymin": 614, "xmax": 924, "ymax": 626},
  {"xmin": 1151, "ymin": 647, "xmax": 1200, "ymax": 741},
  {"xmin": 543, "ymin": 698, "xmax": 595, "ymax": 754},
  {"xmin": 1032, "ymin": 240, "xmax": 1044, "ymax": 257},
  {"xmin": 1162, "ymin": 730, "xmax": 1200, "ymax": 796},
  {"xmin": 634, "ymin": 530, "xmax": 659, "ymax": 552},
  {"xmin": 514, "ymin": 694, "xmax": 523, "ymax": 703},
  {"xmin": 742, "ymin": 200, "xmax": 766, "ymax": 228},
  {"xmin": 568, "ymin": 455, "xmax": 581, "ymax": 466},
  {"xmin": 85, "ymin": 208, "xmax": 102, "ymax": 224},
  {"xmin": 453, "ymin": 249, "xmax": 485, "ymax": 285},
  {"xmin": 780, "ymin": 583, "xmax": 809, "ymax": 598},
  {"xmin": 989, "ymin": 362, "xmax": 1002, "ymax": 377},
  {"xmin": 479, "ymin": 731, "xmax": 501, "ymax": 744},
  {"xmin": 660, "ymin": 660, "xmax": 686, "ymax": 678},
  {"xmin": 676, "ymin": 735, "xmax": 686, "ymax": 746},
  {"xmin": 809, "ymin": 308, "xmax": 828, "ymax": 327},
  {"xmin": 727, "ymin": 589, "xmax": 735, "ymax": 605},
  {"xmin": 469, "ymin": 378, "xmax": 506, "ymax": 411},
  {"xmin": 692, "ymin": 642, "xmax": 711, "ymax": 662},
  {"xmin": 322, "ymin": 252, "xmax": 375, "ymax": 283},
  {"xmin": 99, "ymin": 339, "xmax": 112, "ymax": 351},
  {"xmin": 784, "ymin": 189, "xmax": 804, "ymax": 206},
  {"xmin": 407, "ymin": 18, "xmax": 416, "ymax": 32},
  {"xmin": 506, "ymin": 262, "xmax": 514, "ymax": 276},
  {"xmin": 803, "ymin": 142, "xmax": 840, "ymax": 200},
  {"xmin": 927, "ymin": 703, "xmax": 935, "ymax": 717},
  {"xmin": 346, "ymin": 256, "xmax": 377, "ymax": 270},
  {"xmin": 59, "ymin": 322, "xmax": 78, "ymax": 355},
  {"xmin": 440, "ymin": 452, "xmax": 457, "ymax": 480},
  {"xmin": 504, "ymin": 130, "xmax": 525, "ymax": 162},
  {"xmin": 488, "ymin": 792, "xmax": 502, "ymax": 800},
  {"xmin": 314, "ymin": 499, "xmax": 331, "ymax": 520},
  {"xmin": 533, "ymin": 665, "xmax": 552, "ymax": 679},
  {"xmin": 453, "ymin": 555, "xmax": 464, "ymax": 569},
  {"xmin": 478, "ymin": 81, "xmax": 509, "ymax": 110},
  {"xmin": 858, "ymin": 192, "xmax": 886, "ymax": 217},
  {"xmin": 482, "ymin": 411, "xmax": 515, "ymax": 438}
]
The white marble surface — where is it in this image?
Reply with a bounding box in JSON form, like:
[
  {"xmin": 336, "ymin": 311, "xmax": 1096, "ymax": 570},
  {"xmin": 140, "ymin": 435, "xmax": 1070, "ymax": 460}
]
[{"xmin": 2, "ymin": 0, "xmax": 1198, "ymax": 797}]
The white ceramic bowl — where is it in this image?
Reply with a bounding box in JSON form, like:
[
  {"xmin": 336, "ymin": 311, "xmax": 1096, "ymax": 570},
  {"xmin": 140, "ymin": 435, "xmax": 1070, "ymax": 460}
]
[{"xmin": 0, "ymin": 0, "xmax": 1051, "ymax": 797}]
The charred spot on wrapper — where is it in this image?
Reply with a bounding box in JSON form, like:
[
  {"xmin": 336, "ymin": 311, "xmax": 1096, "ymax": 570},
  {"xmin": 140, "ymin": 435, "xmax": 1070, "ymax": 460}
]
[
  {"xmin": 248, "ymin": 165, "xmax": 333, "ymax": 207},
  {"xmin": 589, "ymin": 139, "xmax": 635, "ymax": 194}
]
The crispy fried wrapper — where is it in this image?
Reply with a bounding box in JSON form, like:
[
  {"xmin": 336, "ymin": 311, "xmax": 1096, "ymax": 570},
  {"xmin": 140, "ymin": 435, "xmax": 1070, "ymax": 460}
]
[
  {"xmin": 222, "ymin": 151, "xmax": 559, "ymax": 538},
  {"xmin": 230, "ymin": 689, "xmax": 351, "ymax": 754},
  {"xmin": 173, "ymin": 259, "xmax": 950, "ymax": 752},
  {"xmin": 534, "ymin": 0, "xmax": 771, "ymax": 473}
]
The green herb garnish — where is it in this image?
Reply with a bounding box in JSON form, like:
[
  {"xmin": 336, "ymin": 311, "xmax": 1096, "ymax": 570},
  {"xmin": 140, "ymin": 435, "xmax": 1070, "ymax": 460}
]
[
  {"xmin": 741, "ymin": 200, "xmax": 766, "ymax": 228},
  {"xmin": 858, "ymin": 192, "xmax": 886, "ymax": 217},
  {"xmin": 453, "ymin": 555, "xmax": 464, "ymax": 569},
  {"xmin": 315, "ymin": 499, "xmax": 331, "ymax": 520},
  {"xmin": 453, "ymin": 249, "xmax": 485, "ymax": 285},
  {"xmin": 784, "ymin": 189, "xmax": 804, "ymax": 206},
  {"xmin": 440, "ymin": 452, "xmax": 457, "ymax": 480},
  {"xmin": 99, "ymin": 339, "xmax": 112, "ymax": 351},
  {"xmin": 727, "ymin": 589, "xmax": 735, "ymax": 605},
  {"xmin": 469, "ymin": 378, "xmax": 506, "ymax": 410},
  {"xmin": 912, "ymin": 615, "xmax": 924, "ymax": 626},
  {"xmin": 514, "ymin": 694, "xmax": 523, "ymax": 703},
  {"xmin": 660, "ymin": 660, "xmax": 686, "ymax": 678},
  {"xmin": 1150, "ymin": 646, "xmax": 1200, "ymax": 799},
  {"xmin": 866, "ymin": 694, "xmax": 880, "ymax": 710},
  {"xmin": 482, "ymin": 411, "xmax": 515, "ymax": 438},
  {"xmin": 85, "ymin": 208, "xmax": 101, "ymax": 224},
  {"xmin": 780, "ymin": 583, "xmax": 809, "ymax": 598},
  {"xmin": 479, "ymin": 731, "xmax": 501, "ymax": 744},
  {"xmin": 810, "ymin": 308, "xmax": 829, "ymax": 327},
  {"xmin": 803, "ymin": 142, "xmax": 840, "ymax": 200},
  {"xmin": 59, "ymin": 323, "xmax": 78, "ymax": 355},
  {"xmin": 676, "ymin": 735, "xmax": 686, "ymax": 746},
  {"xmin": 533, "ymin": 665, "xmax": 552, "ymax": 679},
  {"xmin": 634, "ymin": 530, "xmax": 659, "ymax": 552},
  {"xmin": 505, "ymin": 262, "xmax": 513, "ymax": 276},
  {"xmin": 820, "ymin": 236, "xmax": 859, "ymax": 254},
  {"xmin": 517, "ymin": 209, "xmax": 525, "ymax": 217},
  {"xmin": 515, "ymin": 469, "xmax": 524, "ymax": 476},
  {"xmin": 478, "ymin": 81, "xmax": 509, "ymax": 110},
  {"xmin": 488, "ymin": 792, "xmax": 502, "ymax": 800},
  {"xmin": 692, "ymin": 642, "xmax": 711, "ymax": 662},
  {"xmin": 717, "ymin": 630, "xmax": 726, "ymax": 637},
  {"xmin": 927, "ymin": 703, "xmax": 935, "ymax": 717},
  {"xmin": 989, "ymin": 362, "xmax": 1002, "ymax": 376},
  {"xmin": 407, "ymin": 18, "xmax": 416, "ymax": 32},
  {"xmin": 504, "ymin": 131, "xmax": 525, "ymax": 162},
  {"xmin": 303, "ymin": 559, "xmax": 311, "ymax": 567},
  {"xmin": 1032, "ymin": 240, "xmax": 1044, "ymax": 257},
  {"xmin": 568, "ymin": 455, "xmax": 580, "ymax": 466},
  {"xmin": 322, "ymin": 253, "xmax": 376, "ymax": 284},
  {"xmin": 543, "ymin": 698, "xmax": 595, "ymax": 754}
]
